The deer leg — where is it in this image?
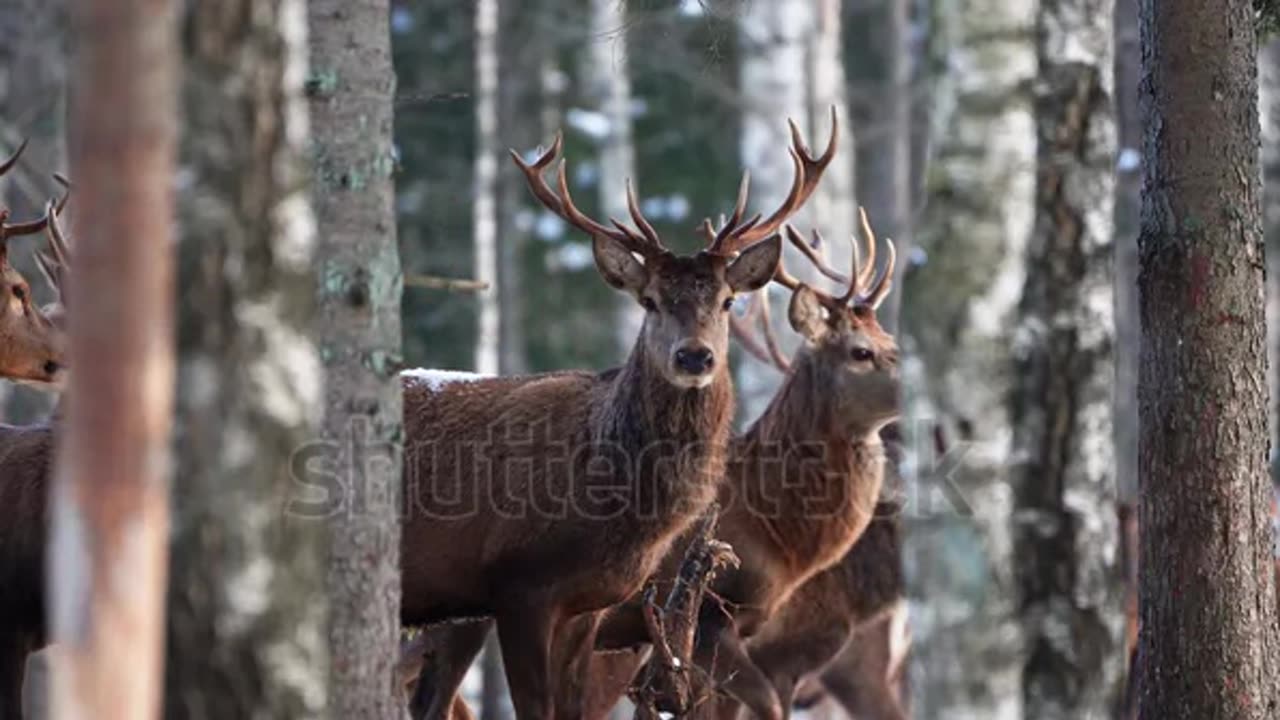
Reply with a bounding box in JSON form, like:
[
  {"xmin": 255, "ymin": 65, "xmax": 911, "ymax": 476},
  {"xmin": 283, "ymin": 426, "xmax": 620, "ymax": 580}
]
[
  {"xmin": 550, "ymin": 611, "xmax": 602, "ymax": 720},
  {"xmin": 579, "ymin": 649, "xmax": 647, "ymax": 720},
  {"xmin": 703, "ymin": 630, "xmax": 783, "ymax": 720},
  {"xmin": 408, "ymin": 621, "xmax": 492, "ymax": 720},
  {"xmin": 496, "ymin": 603, "xmax": 558, "ymax": 720},
  {"xmin": 0, "ymin": 635, "xmax": 27, "ymax": 720},
  {"xmin": 821, "ymin": 657, "xmax": 907, "ymax": 720}
]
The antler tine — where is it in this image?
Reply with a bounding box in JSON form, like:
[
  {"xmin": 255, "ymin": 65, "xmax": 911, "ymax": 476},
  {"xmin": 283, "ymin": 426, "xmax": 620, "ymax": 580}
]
[
  {"xmin": 784, "ymin": 225, "xmax": 851, "ymax": 286},
  {"xmin": 713, "ymin": 106, "xmax": 840, "ymax": 256},
  {"xmin": 510, "ymin": 134, "xmax": 662, "ymax": 256},
  {"xmin": 0, "ymin": 139, "xmax": 28, "ymax": 178},
  {"xmin": 44, "ymin": 195, "xmax": 71, "ymax": 268},
  {"xmin": 755, "ymin": 286, "xmax": 791, "ymax": 371},
  {"xmin": 864, "ymin": 238, "xmax": 897, "ymax": 309},
  {"xmin": 729, "ymin": 294, "xmax": 774, "ymax": 366},
  {"xmin": 854, "ymin": 207, "xmax": 878, "ymax": 291},
  {"xmin": 624, "ymin": 180, "xmax": 662, "ymax": 247},
  {"xmin": 1, "ymin": 173, "xmax": 71, "ymax": 241}
]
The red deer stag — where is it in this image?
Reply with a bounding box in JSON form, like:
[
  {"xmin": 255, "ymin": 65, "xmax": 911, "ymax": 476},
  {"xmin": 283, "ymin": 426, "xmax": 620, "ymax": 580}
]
[
  {"xmin": 0, "ymin": 197, "xmax": 72, "ymax": 719},
  {"xmin": 399, "ymin": 112, "xmax": 838, "ymax": 720},
  {"xmin": 549, "ymin": 216, "xmax": 900, "ymax": 720},
  {"xmin": 0, "ymin": 142, "xmax": 67, "ymax": 386}
]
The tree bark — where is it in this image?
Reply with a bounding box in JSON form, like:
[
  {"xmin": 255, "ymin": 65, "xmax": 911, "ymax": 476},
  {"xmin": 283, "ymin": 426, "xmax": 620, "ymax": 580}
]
[
  {"xmin": 309, "ymin": 0, "xmax": 404, "ymax": 716},
  {"xmin": 584, "ymin": 0, "xmax": 641, "ymax": 356},
  {"xmin": 1011, "ymin": 0, "xmax": 1124, "ymax": 715},
  {"xmin": 165, "ymin": 1, "xmax": 328, "ymax": 715},
  {"xmin": 472, "ymin": 0, "xmax": 500, "ymax": 374},
  {"xmin": 1136, "ymin": 1, "xmax": 1280, "ymax": 717},
  {"xmin": 50, "ymin": 0, "xmax": 175, "ymax": 715},
  {"xmin": 898, "ymin": 0, "xmax": 1035, "ymax": 716}
]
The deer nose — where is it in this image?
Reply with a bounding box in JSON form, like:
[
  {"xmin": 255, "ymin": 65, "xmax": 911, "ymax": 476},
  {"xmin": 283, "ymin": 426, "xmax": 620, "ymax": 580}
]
[{"xmin": 674, "ymin": 346, "xmax": 715, "ymax": 375}]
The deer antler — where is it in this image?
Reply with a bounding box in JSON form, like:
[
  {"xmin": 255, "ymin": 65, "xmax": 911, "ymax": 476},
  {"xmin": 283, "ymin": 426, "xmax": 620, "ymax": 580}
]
[
  {"xmin": 728, "ymin": 290, "xmax": 791, "ymax": 372},
  {"xmin": 510, "ymin": 133, "xmax": 666, "ymax": 257},
  {"xmin": 773, "ymin": 209, "xmax": 897, "ymax": 311},
  {"xmin": 0, "ymin": 144, "xmax": 71, "ymax": 242},
  {"xmin": 36, "ymin": 187, "xmax": 71, "ymax": 297},
  {"xmin": 704, "ymin": 107, "xmax": 840, "ymax": 257}
]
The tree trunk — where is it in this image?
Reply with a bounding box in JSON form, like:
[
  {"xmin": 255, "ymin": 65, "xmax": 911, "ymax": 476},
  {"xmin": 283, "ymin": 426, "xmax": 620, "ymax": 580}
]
[
  {"xmin": 736, "ymin": 0, "xmax": 853, "ymax": 420},
  {"xmin": 0, "ymin": 0, "xmax": 66, "ymax": 423},
  {"xmin": 309, "ymin": 0, "xmax": 404, "ymax": 716},
  {"xmin": 473, "ymin": 0, "xmax": 500, "ymax": 374},
  {"xmin": 50, "ymin": 0, "xmax": 175, "ymax": 715},
  {"xmin": 1113, "ymin": 1, "xmax": 1142, "ymax": 711},
  {"xmin": 1136, "ymin": 1, "xmax": 1280, "ymax": 717},
  {"xmin": 1263, "ymin": 38, "xmax": 1280, "ymax": 476},
  {"xmin": 898, "ymin": 0, "xmax": 1035, "ymax": 716},
  {"xmin": 165, "ymin": 1, "xmax": 328, "ymax": 715},
  {"xmin": 584, "ymin": 0, "xmax": 641, "ymax": 356},
  {"xmin": 1011, "ymin": 0, "xmax": 1124, "ymax": 715}
]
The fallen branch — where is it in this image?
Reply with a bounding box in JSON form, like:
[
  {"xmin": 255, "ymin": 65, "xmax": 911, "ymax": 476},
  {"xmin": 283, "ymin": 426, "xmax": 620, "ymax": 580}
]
[
  {"xmin": 403, "ymin": 274, "xmax": 490, "ymax": 292},
  {"xmin": 631, "ymin": 506, "xmax": 739, "ymax": 720}
]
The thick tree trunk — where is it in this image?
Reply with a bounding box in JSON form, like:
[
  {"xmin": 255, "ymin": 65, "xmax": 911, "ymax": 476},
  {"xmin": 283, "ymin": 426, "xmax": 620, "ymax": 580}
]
[
  {"xmin": 898, "ymin": 0, "xmax": 1036, "ymax": 716},
  {"xmin": 165, "ymin": 1, "xmax": 328, "ymax": 715},
  {"xmin": 584, "ymin": 0, "xmax": 641, "ymax": 356},
  {"xmin": 737, "ymin": 0, "xmax": 853, "ymax": 420},
  {"xmin": 309, "ymin": 1, "xmax": 404, "ymax": 716},
  {"xmin": 50, "ymin": 0, "xmax": 175, "ymax": 715},
  {"xmin": 1011, "ymin": 0, "xmax": 1123, "ymax": 715},
  {"xmin": 472, "ymin": 0, "xmax": 500, "ymax": 374},
  {"xmin": 1136, "ymin": 1, "xmax": 1280, "ymax": 717}
]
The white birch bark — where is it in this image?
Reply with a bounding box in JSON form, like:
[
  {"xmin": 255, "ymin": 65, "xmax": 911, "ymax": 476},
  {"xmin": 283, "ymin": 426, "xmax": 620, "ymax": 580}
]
[
  {"xmin": 899, "ymin": 0, "xmax": 1036, "ymax": 716},
  {"xmin": 472, "ymin": 0, "xmax": 500, "ymax": 374}
]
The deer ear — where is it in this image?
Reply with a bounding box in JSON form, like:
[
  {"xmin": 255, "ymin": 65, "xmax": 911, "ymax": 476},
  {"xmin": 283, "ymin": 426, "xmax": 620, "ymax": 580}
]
[
  {"xmin": 788, "ymin": 285, "xmax": 827, "ymax": 341},
  {"xmin": 592, "ymin": 235, "xmax": 647, "ymax": 294},
  {"xmin": 726, "ymin": 234, "xmax": 781, "ymax": 293}
]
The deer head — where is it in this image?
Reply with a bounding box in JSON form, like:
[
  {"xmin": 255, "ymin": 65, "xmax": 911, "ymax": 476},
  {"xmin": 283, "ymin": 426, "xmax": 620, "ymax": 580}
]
[
  {"xmin": 734, "ymin": 209, "xmax": 900, "ymax": 436},
  {"xmin": 0, "ymin": 142, "xmax": 69, "ymax": 386},
  {"xmin": 512, "ymin": 109, "xmax": 838, "ymax": 388}
]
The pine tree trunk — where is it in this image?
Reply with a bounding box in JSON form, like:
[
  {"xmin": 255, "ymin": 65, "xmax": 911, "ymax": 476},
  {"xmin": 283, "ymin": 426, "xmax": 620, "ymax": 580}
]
[
  {"xmin": 50, "ymin": 0, "xmax": 175, "ymax": 715},
  {"xmin": 1011, "ymin": 0, "xmax": 1124, "ymax": 715},
  {"xmin": 165, "ymin": 1, "xmax": 328, "ymax": 715},
  {"xmin": 585, "ymin": 0, "xmax": 642, "ymax": 356},
  {"xmin": 473, "ymin": 0, "xmax": 500, "ymax": 374},
  {"xmin": 309, "ymin": 0, "xmax": 404, "ymax": 716},
  {"xmin": 898, "ymin": 0, "xmax": 1035, "ymax": 716},
  {"xmin": 1136, "ymin": 1, "xmax": 1280, "ymax": 717}
]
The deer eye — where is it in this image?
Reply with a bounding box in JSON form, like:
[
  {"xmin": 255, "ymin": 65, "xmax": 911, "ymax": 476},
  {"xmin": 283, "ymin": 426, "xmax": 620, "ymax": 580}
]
[
  {"xmin": 851, "ymin": 347, "xmax": 874, "ymax": 363},
  {"xmin": 640, "ymin": 297, "xmax": 658, "ymax": 312},
  {"xmin": 722, "ymin": 296, "xmax": 735, "ymax": 311},
  {"xmin": 11, "ymin": 285, "xmax": 25, "ymax": 301}
]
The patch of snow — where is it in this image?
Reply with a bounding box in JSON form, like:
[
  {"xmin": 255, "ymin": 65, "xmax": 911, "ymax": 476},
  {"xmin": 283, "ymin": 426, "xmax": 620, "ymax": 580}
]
[
  {"xmin": 391, "ymin": 6, "xmax": 414, "ymax": 34},
  {"xmin": 566, "ymin": 107, "xmax": 612, "ymax": 140},
  {"xmin": 554, "ymin": 243, "xmax": 595, "ymax": 272},
  {"xmin": 678, "ymin": 0, "xmax": 705, "ymax": 17},
  {"xmin": 401, "ymin": 368, "xmax": 492, "ymax": 393},
  {"xmin": 535, "ymin": 212, "xmax": 567, "ymax": 241},
  {"xmin": 1116, "ymin": 148, "xmax": 1141, "ymax": 173}
]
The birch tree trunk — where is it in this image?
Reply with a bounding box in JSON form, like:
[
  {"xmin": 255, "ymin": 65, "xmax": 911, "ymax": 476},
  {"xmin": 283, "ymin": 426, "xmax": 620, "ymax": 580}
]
[
  {"xmin": 1136, "ymin": 1, "xmax": 1280, "ymax": 716},
  {"xmin": 585, "ymin": 0, "xmax": 641, "ymax": 356},
  {"xmin": 309, "ymin": 1, "xmax": 404, "ymax": 716},
  {"xmin": 50, "ymin": 0, "xmax": 175, "ymax": 715},
  {"xmin": 165, "ymin": 1, "xmax": 328, "ymax": 715},
  {"xmin": 473, "ymin": 0, "xmax": 500, "ymax": 374},
  {"xmin": 898, "ymin": 0, "xmax": 1036, "ymax": 716},
  {"xmin": 1011, "ymin": 0, "xmax": 1123, "ymax": 714},
  {"xmin": 737, "ymin": 0, "xmax": 853, "ymax": 420}
]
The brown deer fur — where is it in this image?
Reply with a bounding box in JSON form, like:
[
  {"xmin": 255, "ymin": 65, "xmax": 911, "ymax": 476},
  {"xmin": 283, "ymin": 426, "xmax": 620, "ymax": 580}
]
[
  {"xmin": 400, "ymin": 116, "xmax": 838, "ymax": 720},
  {"xmin": 400, "ymin": 239, "xmax": 782, "ymax": 720}
]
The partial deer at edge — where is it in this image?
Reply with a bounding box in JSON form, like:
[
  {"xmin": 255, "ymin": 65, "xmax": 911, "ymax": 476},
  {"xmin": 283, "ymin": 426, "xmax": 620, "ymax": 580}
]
[{"xmin": 398, "ymin": 112, "xmax": 839, "ymax": 720}]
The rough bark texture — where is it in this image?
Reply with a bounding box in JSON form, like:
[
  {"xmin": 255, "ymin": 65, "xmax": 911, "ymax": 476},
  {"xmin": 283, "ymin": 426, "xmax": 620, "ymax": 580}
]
[
  {"xmin": 472, "ymin": 0, "xmax": 500, "ymax": 374},
  {"xmin": 166, "ymin": 1, "xmax": 328, "ymax": 716},
  {"xmin": 736, "ymin": 0, "xmax": 853, "ymax": 421},
  {"xmin": 898, "ymin": 0, "xmax": 1036, "ymax": 716},
  {"xmin": 585, "ymin": 0, "xmax": 642, "ymax": 356},
  {"xmin": 1136, "ymin": 1, "xmax": 1280, "ymax": 717},
  {"xmin": 1011, "ymin": 0, "xmax": 1124, "ymax": 714},
  {"xmin": 0, "ymin": 0, "xmax": 66, "ymax": 423},
  {"xmin": 50, "ymin": 0, "xmax": 175, "ymax": 716},
  {"xmin": 309, "ymin": 0, "xmax": 404, "ymax": 716}
]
